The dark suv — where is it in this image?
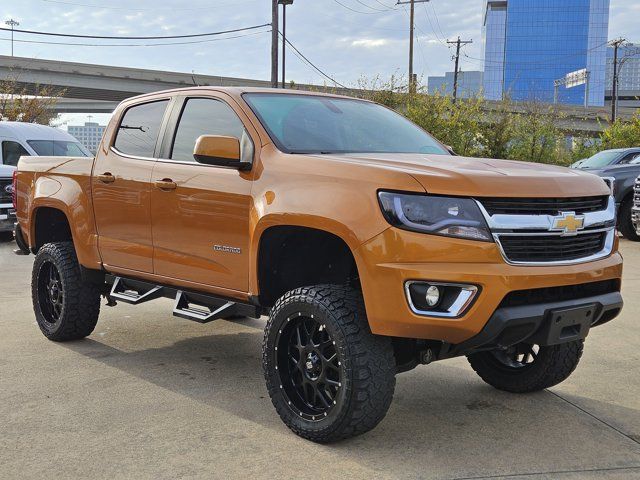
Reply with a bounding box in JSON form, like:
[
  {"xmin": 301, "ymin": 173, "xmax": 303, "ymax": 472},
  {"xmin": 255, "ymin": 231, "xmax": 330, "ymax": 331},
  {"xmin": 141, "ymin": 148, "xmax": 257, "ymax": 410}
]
[{"xmin": 572, "ymin": 148, "xmax": 640, "ymax": 241}]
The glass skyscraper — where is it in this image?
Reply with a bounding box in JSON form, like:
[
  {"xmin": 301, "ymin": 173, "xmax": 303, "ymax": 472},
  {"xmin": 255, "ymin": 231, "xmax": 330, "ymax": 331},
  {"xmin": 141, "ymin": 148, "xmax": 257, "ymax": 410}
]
[{"xmin": 483, "ymin": 0, "xmax": 610, "ymax": 106}]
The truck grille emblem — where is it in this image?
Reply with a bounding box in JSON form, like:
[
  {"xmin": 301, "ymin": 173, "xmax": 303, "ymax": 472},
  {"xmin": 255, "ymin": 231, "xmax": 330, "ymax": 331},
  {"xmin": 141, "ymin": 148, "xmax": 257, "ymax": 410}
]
[{"xmin": 550, "ymin": 212, "xmax": 585, "ymax": 235}]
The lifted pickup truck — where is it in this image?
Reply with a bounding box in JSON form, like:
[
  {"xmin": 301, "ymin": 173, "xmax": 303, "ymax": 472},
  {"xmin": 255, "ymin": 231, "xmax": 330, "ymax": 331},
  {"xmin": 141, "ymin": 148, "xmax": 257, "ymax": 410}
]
[{"xmin": 15, "ymin": 87, "xmax": 623, "ymax": 442}]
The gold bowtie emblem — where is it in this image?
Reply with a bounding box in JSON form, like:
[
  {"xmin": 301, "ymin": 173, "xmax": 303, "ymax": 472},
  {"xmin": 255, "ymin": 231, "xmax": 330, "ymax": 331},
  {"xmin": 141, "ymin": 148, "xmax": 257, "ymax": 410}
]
[{"xmin": 551, "ymin": 212, "xmax": 585, "ymax": 234}]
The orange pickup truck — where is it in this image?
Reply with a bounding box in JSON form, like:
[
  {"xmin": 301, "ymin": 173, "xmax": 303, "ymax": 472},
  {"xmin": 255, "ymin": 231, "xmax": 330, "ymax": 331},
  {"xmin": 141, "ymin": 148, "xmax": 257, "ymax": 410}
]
[{"xmin": 15, "ymin": 87, "xmax": 623, "ymax": 442}]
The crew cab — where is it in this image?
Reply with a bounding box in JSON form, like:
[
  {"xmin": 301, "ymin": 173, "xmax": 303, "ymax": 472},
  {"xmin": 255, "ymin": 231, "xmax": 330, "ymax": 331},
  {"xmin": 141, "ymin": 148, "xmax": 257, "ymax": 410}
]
[{"xmin": 14, "ymin": 87, "xmax": 623, "ymax": 442}]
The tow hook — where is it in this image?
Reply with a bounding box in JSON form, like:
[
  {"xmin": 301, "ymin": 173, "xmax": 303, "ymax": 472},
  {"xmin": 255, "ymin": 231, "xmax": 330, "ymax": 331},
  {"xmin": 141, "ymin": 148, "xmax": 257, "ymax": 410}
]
[{"xmin": 419, "ymin": 348, "xmax": 435, "ymax": 365}]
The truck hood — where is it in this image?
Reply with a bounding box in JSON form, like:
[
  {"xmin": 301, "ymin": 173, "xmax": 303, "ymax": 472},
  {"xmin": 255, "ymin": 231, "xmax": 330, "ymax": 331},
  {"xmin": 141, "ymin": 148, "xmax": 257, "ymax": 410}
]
[
  {"xmin": 0, "ymin": 164, "xmax": 16, "ymax": 178},
  {"xmin": 317, "ymin": 153, "xmax": 611, "ymax": 198}
]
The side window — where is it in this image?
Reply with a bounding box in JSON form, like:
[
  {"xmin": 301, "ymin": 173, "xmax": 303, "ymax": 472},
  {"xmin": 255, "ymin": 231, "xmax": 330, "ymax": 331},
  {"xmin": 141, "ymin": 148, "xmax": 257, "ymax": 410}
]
[
  {"xmin": 618, "ymin": 153, "xmax": 638, "ymax": 165},
  {"xmin": 170, "ymin": 98, "xmax": 253, "ymax": 163},
  {"xmin": 2, "ymin": 141, "xmax": 30, "ymax": 166},
  {"xmin": 113, "ymin": 100, "xmax": 169, "ymax": 158}
]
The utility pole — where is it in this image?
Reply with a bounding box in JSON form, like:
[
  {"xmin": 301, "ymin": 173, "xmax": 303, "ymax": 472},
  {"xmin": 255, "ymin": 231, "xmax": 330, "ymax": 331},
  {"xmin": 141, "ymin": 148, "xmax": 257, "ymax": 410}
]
[
  {"xmin": 610, "ymin": 38, "xmax": 625, "ymax": 122},
  {"xmin": 279, "ymin": 0, "xmax": 294, "ymax": 89},
  {"xmin": 271, "ymin": 0, "xmax": 279, "ymax": 88},
  {"xmin": 5, "ymin": 19, "xmax": 19, "ymax": 57},
  {"xmin": 396, "ymin": 0, "xmax": 430, "ymax": 94},
  {"xmin": 447, "ymin": 36, "xmax": 473, "ymax": 102}
]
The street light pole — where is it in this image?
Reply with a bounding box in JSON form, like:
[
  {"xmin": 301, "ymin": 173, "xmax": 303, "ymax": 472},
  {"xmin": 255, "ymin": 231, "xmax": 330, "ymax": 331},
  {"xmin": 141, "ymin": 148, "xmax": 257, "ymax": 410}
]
[
  {"xmin": 271, "ymin": 0, "xmax": 279, "ymax": 88},
  {"xmin": 279, "ymin": 0, "xmax": 294, "ymax": 89},
  {"xmin": 5, "ymin": 19, "xmax": 19, "ymax": 57},
  {"xmin": 396, "ymin": 0, "xmax": 430, "ymax": 94}
]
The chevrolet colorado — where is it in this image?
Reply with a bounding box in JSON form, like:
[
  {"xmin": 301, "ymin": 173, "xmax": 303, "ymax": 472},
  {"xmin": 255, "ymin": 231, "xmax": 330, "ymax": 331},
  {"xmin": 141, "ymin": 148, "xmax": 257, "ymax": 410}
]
[{"xmin": 15, "ymin": 87, "xmax": 623, "ymax": 442}]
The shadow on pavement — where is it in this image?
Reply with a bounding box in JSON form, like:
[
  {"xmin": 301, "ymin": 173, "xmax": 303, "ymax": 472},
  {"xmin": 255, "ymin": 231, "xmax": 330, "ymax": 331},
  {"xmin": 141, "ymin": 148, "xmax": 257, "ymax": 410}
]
[{"xmin": 60, "ymin": 329, "xmax": 640, "ymax": 479}]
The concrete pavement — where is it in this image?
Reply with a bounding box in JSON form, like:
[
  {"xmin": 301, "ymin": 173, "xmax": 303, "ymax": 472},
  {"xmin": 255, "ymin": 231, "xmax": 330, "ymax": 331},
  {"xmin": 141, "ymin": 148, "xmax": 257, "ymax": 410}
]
[{"xmin": 1, "ymin": 237, "xmax": 639, "ymax": 480}]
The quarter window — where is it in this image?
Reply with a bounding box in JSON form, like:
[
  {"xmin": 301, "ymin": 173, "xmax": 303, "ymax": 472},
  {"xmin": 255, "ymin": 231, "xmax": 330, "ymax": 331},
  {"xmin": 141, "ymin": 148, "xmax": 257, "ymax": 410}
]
[
  {"xmin": 170, "ymin": 98, "xmax": 253, "ymax": 164},
  {"xmin": 2, "ymin": 141, "xmax": 29, "ymax": 166},
  {"xmin": 114, "ymin": 100, "xmax": 169, "ymax": 158}
]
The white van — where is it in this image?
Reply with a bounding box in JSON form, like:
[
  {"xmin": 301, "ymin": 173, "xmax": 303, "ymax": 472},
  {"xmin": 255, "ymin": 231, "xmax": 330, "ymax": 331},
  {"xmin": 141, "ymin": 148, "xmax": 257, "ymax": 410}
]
[{"xmin": 0, "ymin": 122, "xmax": 92, "ymax": 167}]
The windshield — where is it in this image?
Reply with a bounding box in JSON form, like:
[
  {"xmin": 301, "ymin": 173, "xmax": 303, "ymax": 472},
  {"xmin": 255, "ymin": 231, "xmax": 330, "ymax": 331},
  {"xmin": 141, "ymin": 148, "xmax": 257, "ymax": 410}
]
[
  {"xmin": 578, "ymin": 150, "xmax": 621, "ymax": 169},
  {"xmin": 243, "ymin": 93, "xmax": 448, "ymax": 155},
  {"xmin": 27, "ymin": 140, "xmax": 92, "ymax": 157}
]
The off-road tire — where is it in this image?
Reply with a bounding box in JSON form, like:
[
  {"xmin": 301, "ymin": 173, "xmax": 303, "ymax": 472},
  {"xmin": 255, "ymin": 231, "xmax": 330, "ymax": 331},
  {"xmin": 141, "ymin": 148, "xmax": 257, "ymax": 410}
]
[
  {"xmin": 263, "ymin": 285, "xmax": 396, "ymax": 443},
  {"xmin": 32, "ymin": 241, "xmax": 101, "ymax": 341},
  {"xmin": 619, "ymin": 198, "xmax": 640, "ymax": 242},
  {"xmin": 467, "ymin": 340, "xmax": 584, "ymax": 393}
]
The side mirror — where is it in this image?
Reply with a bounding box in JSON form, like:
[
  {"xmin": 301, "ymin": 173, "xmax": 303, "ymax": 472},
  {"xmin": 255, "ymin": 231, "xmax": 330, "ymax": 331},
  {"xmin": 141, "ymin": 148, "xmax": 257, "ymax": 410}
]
[
  {"xmin": 445, "ymin": 145, "xmax": 457, "ymax": 156},
  {"xmin": 193, "ymin": 135, "xmax": 251, "ymax": 170}
]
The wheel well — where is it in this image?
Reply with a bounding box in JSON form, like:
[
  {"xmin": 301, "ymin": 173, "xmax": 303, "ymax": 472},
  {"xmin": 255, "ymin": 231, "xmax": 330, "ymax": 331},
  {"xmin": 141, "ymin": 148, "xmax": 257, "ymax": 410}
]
[
  {"xmin": 257, "ymin": 226, "xmax": 358, "ymax": 307},
  {"xmin": 33, "ymin": 207, "xmax": 72, "ymax": 252}
]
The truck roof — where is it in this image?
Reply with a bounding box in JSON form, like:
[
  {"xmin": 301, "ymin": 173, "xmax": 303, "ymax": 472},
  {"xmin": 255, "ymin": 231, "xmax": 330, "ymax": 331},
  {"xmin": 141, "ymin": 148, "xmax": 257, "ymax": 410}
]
[
  {"xmin": 123, "ymin": 86, "xmax": 363, "ymax": 104},
  {"xmin": 0, "ymin": 122, "xmax": 80, "ymax": 144}
]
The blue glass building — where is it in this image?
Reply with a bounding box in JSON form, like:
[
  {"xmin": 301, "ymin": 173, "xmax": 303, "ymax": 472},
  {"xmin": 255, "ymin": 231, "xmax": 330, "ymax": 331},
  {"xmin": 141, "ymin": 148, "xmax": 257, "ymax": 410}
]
[{"xmin": 483, "ymin": 0, "xmax": 610, "ymax": 106}]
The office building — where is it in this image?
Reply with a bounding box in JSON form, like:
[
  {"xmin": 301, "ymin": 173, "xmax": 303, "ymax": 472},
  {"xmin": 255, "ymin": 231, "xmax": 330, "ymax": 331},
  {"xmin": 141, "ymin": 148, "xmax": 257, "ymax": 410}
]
[
  {"xmin": 483, "ymin": 0, "xmax": 610, "ymax": 106},
  {"xmin": 427, "ymin": 71, "xmax": 484, "ymax": 98},
  {"xmin": 67, "ymin": 122, "xmax": 106, "ymax": 154}
]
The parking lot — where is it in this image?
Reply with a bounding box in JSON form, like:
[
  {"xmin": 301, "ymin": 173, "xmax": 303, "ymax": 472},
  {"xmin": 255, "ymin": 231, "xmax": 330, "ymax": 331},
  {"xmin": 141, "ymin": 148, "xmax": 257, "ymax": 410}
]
[{"xmin": 1, "ymin": 236, "xmax": 639, "ymax": 480}]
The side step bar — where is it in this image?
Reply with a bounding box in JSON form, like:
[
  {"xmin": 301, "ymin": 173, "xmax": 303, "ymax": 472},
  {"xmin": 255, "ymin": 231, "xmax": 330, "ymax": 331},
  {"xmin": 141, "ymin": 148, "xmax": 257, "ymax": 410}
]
[
  {"xmin": 110, "ymin": 277, "xmax": 164, "ymax": 305},
  {"xmin": 105, "ymin": 275, "xmax": 261, "ymax": 322}
]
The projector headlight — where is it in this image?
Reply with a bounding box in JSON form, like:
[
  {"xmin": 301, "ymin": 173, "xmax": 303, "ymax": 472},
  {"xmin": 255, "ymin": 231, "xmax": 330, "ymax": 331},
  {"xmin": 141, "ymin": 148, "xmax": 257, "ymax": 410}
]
[{"xmin": 378, "ymin": 191, "xmax": 492, "ymax": 242}]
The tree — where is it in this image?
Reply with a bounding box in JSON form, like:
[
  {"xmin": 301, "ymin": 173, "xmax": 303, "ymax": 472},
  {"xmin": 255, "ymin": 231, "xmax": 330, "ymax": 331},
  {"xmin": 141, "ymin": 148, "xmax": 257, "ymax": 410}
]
[
  {"xmin": 505, "ymin": 101, "xmax": 571, "ymax": 165},
  {"xmin": 0, "ymin": 74, "xmax": 61, "ymax": 125}
]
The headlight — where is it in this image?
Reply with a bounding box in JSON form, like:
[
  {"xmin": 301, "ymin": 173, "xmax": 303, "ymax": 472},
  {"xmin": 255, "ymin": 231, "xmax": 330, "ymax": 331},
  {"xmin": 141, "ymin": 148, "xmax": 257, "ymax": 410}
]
[{"xmin": 378, "ymin": 191, "xmax": 492, "ymax": 241}]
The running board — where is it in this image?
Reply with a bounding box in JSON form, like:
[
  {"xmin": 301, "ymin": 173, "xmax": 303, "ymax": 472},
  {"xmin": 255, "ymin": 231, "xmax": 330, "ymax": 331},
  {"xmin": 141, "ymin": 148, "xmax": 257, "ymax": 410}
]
[
  {"xmin": 105, "ymin": 275, "xmax": 260, "ymax": 322},
  {"xmin": 109, "ymin": 277, "xmax": 164, "ymax": 305},
  {"xmin": 173, "ymin": 291, "xmax": 238, "ymax": 323}
]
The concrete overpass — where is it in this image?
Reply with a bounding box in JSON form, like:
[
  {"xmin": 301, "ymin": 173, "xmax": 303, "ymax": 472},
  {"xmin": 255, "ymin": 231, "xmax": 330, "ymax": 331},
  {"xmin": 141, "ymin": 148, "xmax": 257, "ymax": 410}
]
[{"xmin": 0, "ymin": 55, "xmax": 636, "ymax": 134}]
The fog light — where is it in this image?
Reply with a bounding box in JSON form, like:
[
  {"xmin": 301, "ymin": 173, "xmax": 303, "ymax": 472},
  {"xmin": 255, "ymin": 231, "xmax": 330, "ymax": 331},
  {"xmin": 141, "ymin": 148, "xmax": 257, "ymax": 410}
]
[
  {"xmin": 425, "ymin": 285, "xmax": 441, "ymax": 307},
  {"xmin": 405, "ymin": 281, "xmax": 479, "ymax": 318}
]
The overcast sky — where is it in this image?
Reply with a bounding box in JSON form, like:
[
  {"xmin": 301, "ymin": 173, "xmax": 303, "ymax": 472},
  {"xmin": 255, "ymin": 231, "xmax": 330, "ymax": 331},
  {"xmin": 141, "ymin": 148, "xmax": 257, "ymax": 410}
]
[{"xmin": 2, "ymin": 0, "xmax": 638, "ymax": 126}]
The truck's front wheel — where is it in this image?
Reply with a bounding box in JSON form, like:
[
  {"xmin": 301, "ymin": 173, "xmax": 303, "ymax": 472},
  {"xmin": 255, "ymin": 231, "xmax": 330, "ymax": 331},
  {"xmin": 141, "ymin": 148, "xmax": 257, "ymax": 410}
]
[
  {"xmin": 32, "ymin": 242, "xmax": 101, "ymax": 341},
  {"xmin": 263, "ymin": 285, "xmax": 396, "ymax": 443},
  {"xmin": 467, "ymin": 340, "xmax": 583, "ymax": 393}
]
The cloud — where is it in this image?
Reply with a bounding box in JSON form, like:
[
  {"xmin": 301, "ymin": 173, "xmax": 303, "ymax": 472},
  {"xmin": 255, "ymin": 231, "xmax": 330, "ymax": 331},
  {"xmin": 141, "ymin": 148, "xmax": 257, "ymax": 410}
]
[{"xmin": 351, "ymin": 38, "xmax": 390, "ymax": 48}]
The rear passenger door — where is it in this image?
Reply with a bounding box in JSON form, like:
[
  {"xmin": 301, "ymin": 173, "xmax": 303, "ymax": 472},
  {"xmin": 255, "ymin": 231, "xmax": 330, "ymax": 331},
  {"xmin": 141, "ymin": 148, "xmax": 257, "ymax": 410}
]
[
  {"xmin": 93, "ymin": 99, "xmax": 170, "ymax": 273},
  {"xmin": 150, "ymin": 94, "xmax": 255, "ymax": 293}
]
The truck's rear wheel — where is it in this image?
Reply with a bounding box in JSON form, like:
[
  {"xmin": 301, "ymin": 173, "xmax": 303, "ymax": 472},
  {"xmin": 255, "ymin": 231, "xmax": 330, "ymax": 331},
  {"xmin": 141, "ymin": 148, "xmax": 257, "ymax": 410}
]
[
  {"xmin": 263, "ymin": 285, "xmax": 396, "ymax": 443},
  {"xmin": 32, "ymin": 242, "xmax": 101, "ymax": 341},
  {"xmin": 467, "ymin": 340, "xmax": 583, "ymax": 393}
]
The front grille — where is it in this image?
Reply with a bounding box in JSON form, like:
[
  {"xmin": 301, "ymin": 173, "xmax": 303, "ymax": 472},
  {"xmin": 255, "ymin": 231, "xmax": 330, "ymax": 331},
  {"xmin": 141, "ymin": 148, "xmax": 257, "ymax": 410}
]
[
  {"xmin": 0, "ymin": 179, "xmax": 11, "ymax": 204},
  {"xmin": 480, "ymin": 196, "xmax": 608, "ymax": 216},
  {"xmin": 499, "ymin": 232, "xmax": 606, "ymax": 263},
  {"xmin": 499, "ymin": 279, "xmax": 620, "ymax": 308}
]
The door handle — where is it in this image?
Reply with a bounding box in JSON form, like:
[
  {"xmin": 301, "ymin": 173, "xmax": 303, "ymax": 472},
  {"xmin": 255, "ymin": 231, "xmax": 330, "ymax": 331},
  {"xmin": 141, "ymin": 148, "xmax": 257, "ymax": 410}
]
[
  {"xmin": 97, "ymin": 172, "xmax": 115, "ymax": 184},
  {"xmin": 154, "ymin": 179, "xmax": 177, "ymax": 191}
]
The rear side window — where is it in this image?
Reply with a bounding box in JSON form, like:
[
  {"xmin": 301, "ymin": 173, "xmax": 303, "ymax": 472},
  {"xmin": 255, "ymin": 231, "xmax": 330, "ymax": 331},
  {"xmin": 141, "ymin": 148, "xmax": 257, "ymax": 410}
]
[
  {"xmin": 2, "ymin": 141, "xmax": 29, "ymax": 166},
  {"xmin": 170, "ymin": 98, "xmax": 251, "ymax": 163},
  {"xmin": 114, "ymin": 100, "xmax": 169, "ymax": 158}
]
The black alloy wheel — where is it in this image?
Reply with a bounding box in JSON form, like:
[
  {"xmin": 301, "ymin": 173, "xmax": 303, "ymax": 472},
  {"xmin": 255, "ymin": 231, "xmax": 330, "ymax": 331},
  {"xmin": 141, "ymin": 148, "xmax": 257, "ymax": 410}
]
[
  {"xmin": 37, "ymin": 260, "xmax": 64, "ymax": 326},
  {"xmin": 490, "ymin": 344, "xmax": 541, "ymax": 370},
  {"xmin": 276, "ymin": 314, "xmax": 343, "ymax": 421}
]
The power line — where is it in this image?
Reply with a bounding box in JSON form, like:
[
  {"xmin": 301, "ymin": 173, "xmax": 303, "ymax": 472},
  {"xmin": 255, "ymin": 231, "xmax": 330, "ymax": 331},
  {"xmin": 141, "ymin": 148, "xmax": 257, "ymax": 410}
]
[
  {"xmin": 352, "ymin": 0, "xmax": 394, "ymax": 11},
  {"xmin": 281, "ymin": 34, "xmax": 347, "ymax": 88},
  {"xmin": 330, "ymin": 0, "xmax": 388, "ymax": 14},
  {"xmin": 0, "ymin": 29, "xmax": 270, "ymax": 48},
  {"xmin": 0, "ymin": 23, "xmax": 270, "ymax": 40}
]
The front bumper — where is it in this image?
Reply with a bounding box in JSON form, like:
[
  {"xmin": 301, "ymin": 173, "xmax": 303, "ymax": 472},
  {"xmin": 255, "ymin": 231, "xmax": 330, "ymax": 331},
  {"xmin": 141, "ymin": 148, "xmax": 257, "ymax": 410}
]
[
  {"xmin": 0, "ymin": 204, "xmax": 16, "ymax": 232},
  {"xmin": 355, "ymin": 227, "xmax": 623, "ymax": 344}
]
